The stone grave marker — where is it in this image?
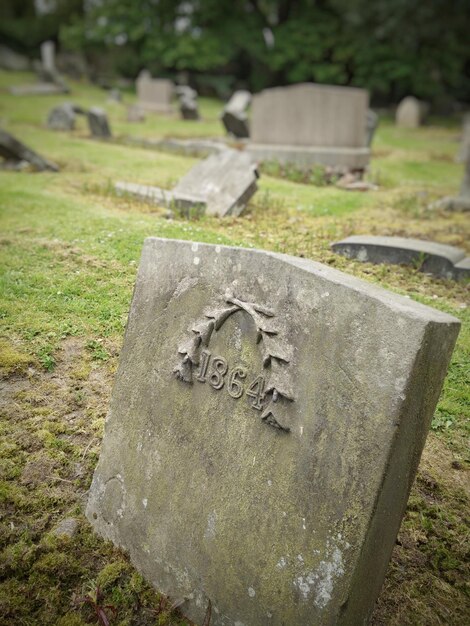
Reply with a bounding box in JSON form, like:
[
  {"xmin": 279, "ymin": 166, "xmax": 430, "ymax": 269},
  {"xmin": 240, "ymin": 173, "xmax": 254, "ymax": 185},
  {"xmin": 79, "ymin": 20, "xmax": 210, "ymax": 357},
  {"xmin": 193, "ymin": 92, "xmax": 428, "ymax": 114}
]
[
  {"xmin": 458, "ymin": 113, "xmax": 470, "ymax": 162},
  {"xmin": 248, "ymin": 83, "xmax": 370, "ymax": 168},
  {"xmin": 87, "ymin": 237, "xmax": 459, "ymax": 626},
  {"xmin": 332, "ymin": 235, "xmax": 470, "ymax": 280},
  {"xmin": 395, "ymin": 96, "xmax": 427, "ymax": 128},
  {"xmin": 433, "ymin": 115, "xmax": 470, "ymax": 211},
  {"xmin": 0, "ymin": 128, "xmax": 58, "ymax": 171},
  {"xmin": 40, "ymin": 40, "xmax": 55, "ymax": 76},
  {"xmin": 47, "ymin": 102, "xmax": 77, "ymax": 131},
  {"xmin": 136, "ymin": 71, "xmax": 174, "ymax": 114},
  {"xmin": 221, "ymin": 90, "xmax": 251, "ymax": 138},
  {"xmin": 365, "ymin": 109, "xmax": 379, "ymax": 147},
  {"xmin": 127, "ymin": 104, "xmax": 146, "ymax": 123},
  {"xmin": 87, "ymin": 107, "xmax": 112, "ymax": 138},
  {"xmin": 176, "ymin": 86, "xmax": 200, "ymax": 120},
  {"xmin": 115, "ymin": 149, "xmax": 258, "ymax": 217}
]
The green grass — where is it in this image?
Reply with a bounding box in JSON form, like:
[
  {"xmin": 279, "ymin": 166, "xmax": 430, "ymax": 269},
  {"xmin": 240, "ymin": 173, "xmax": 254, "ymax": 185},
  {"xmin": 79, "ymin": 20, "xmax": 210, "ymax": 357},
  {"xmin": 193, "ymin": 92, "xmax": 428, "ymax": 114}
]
[{"xmin": 0, "ymin": 71, "xmax": 469, "ymax": 625}]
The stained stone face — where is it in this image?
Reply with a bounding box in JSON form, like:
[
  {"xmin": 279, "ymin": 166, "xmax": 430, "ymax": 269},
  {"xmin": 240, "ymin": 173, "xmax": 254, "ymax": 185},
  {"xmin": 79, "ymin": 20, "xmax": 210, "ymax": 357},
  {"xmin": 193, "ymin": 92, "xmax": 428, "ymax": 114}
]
[{"xmin": 87, "ymin": 238, "xmax": 459, "ymax": 626}]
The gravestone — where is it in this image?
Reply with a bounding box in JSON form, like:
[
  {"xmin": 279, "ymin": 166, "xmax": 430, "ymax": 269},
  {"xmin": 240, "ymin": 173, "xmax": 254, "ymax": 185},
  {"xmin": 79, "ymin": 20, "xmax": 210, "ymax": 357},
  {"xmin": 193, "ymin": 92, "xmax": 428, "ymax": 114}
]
[
  {"xmin": 0, "ymin": 129, "xmax": 58, "ymax": 171},
  {"xmin": 332, "ymin": 235, "xmax": 470, "ymax": 280},
  {"xmin": 87, "ymin": 107, "xmax": 112, "ymax": 138},
  {"xmin": 457, "ymin": 113, "xmax": 470, "ymax": 162},
  {"xmin": 115, "ymin": 149, "xmax": 258, "ymax": 217},
  {"xmin": 87, "ymin": 237, "xmax": 459, "ymax": 626},
  {"xmin": 248, "ymin": 83, "xmax": 370, "ymax": 168},
  {"xmin": 365, "ymin": 109, "xmax": 379, "ymax": 147},
  {"xmin": 47, "ymin": 103, "xmax": 77, "ymax": 131},
  {"xmin": 0, "ymin": 45, "xmax": 30, "ymax": 71},
  {"xmin": 136, "ymin": 71, "xmax": 174, "ymax": 113},
  {"xmin": 395, "ymin": 96, "xmax": 427, "ymax": 128},
  {"xmin": 127, "ymin": 104, "xmax": 146, "ymax": 122},
  {"xmin": 40, "ymin": 40, "xmax": 55, "ymax": 77},
  {"xmin": 108, "ymin": 88, "xmax": 122, "ymax": 103},
  {"xmin": 176, "ymin": 86, "xmax": 200, "ymax": 120},
  {"xmin": 221, "ymin": 90, "xmax": 251, "ymax": 138}
]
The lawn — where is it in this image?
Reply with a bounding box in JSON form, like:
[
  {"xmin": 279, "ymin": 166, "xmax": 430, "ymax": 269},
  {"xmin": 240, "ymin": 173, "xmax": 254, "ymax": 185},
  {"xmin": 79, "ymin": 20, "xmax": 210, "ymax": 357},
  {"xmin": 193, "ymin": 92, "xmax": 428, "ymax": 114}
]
[{"xmin": 0, "ymin": 71, "xmax": 468, "ymax": 625}]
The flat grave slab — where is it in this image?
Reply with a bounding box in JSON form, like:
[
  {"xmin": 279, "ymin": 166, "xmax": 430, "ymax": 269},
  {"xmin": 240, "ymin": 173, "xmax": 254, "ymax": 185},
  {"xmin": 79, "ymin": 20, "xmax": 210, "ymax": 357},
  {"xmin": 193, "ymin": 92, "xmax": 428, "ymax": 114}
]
[
  {"xmin": 332, "ymin": 235, "xmax": 470, "ymax": 280},
  {"xmin": 87, "ymin": 238, "xmax": 459, "ymax": 626}
]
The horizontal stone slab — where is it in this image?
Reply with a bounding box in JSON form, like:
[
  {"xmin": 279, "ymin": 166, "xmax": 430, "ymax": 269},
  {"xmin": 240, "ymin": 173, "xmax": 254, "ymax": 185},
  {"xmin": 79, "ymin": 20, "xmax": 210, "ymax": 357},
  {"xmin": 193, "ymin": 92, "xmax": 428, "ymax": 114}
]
[
  {"xmin": 247, "ymin": 144, "xmax": 370, "ymax": 169},
  {"xmin": 332, "ymin": 235, "xmax": 470, "ymax": 280},
  {"xmin": 9, "ymin": 82, "xmax": 69, "ymax": 96},
  {"xmin": 87, "ymin": 237, "xmax": 459, "ymax": 626},
  {"xmin": 114, "ymin": 181, "xmax": 206, "ymax": 212}
]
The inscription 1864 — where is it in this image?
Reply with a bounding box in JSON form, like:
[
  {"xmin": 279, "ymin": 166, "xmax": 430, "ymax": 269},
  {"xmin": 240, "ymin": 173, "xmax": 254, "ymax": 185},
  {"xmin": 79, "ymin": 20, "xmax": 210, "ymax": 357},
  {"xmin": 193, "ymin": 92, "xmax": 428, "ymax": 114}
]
[
  {"xmin": 174, "ymin": 292, "xmax": 294, "ymax": 432},
  {"xmin": 196, "ymin": 349, "xmax": 266, "ymax": 410}
]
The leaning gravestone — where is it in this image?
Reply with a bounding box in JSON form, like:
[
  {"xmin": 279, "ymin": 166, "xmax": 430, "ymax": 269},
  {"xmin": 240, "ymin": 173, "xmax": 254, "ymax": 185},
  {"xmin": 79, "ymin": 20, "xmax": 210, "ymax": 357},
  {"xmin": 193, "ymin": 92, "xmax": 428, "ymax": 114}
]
[
  {"xmin": 0, "ymin": 129, "xmax": 58, "ymax": 171},
  {"xmin": 395, "ymin": 96, "xmax": 427, "ymax": 128},
  {"xmin": 116, "ymin": 149, "xmax": 258, "ymax": 217},
  {"xmin": 332, "ymin": 235, "xmax": 470, "ymax": 280},
  {"xmin": 136, "ymin": 71, "xmax": 174, "ymax": 114},
  {"xmin": 248, "ymin": 83, "xmax": 370, "ymax": 168},
  {"xmin": 87, "ymin": 238, "xmax": 459, "ymax": 626},
  {"xmin": 87, "ymin": 107, "xmax": 112, "ymax": 138},
  {"xmin": 221, "ymin": 90, "xmax": 251, "ymax": 138}
]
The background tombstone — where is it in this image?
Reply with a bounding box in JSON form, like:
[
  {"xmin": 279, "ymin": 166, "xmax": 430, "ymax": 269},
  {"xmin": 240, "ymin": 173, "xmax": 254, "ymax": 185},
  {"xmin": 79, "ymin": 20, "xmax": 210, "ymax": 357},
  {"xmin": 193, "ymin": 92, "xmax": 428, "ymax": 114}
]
[
  {"xmin": 127, "ymin": 104, "xmax": 145, "ymax": 122},
  {"xmin": 395, "ymin": 96, "xmax": 427, "ymax": 128},
  {"xmin": 221, "ymin": 90, "xmax": 251, "ymax": 138},
  {"xmin": 248, "ymin": 83, "xmax": 370, "ymax": 168},
  {"xmin": 47, "ymin": 103, "xmax": 77, "ymax": 131},
  {"xmin": 434, "ymin": 143, "xmax": 470, "ymax": 212},
  {"xmin": 87, "ymin": 237, "xmax": 459, "ymax": 626},
  {"xmin": 457, "ymin": 113, "xmax": 470, "ymax": 162},
  {"xmin": 176, "ymin": 86, "xmax": 199, "ymax": 120},
  {"xmin": 108, "ymin": 88, "xmax": 122, "ymax": 103},
  {"xmin": 0, "ymin": 129, "xmax": 58, "ymax": 171},
  {"xmin": 136, "ymin": 71, "xmax": 174, "ymax": 114},
  {"xmin": 40, "ymin": 40, "xmax": 56, "ymax": 78},
  {"xmin": 365, "ymin": 109, "xmax": 379, "ymax": 146},
  {"xmin": 87, "ymin": 107, "xmax": 112, "ymax": 138}
]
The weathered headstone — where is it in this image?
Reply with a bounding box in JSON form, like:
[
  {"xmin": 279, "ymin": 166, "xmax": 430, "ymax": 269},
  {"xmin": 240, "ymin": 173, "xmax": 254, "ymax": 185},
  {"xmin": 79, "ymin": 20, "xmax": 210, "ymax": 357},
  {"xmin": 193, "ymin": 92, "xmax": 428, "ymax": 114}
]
[
  {"xmin": 87, "ymin": 237, "xmax": 459, "ymax": 626},
  {"xmin": 332, "ymin": 235, "xmax": 470, "ymax": 280},
  {"xmin": 108, "ymin": 88, "xmax": 122, "ymax": 103},
  {"xmin": 40, "ymin": 40, "xmax": 55, "ymax": 76},
  {"xmin": 47, "ymin": 103, "xmax": 77, "ymax": 131},
  {"xmin": 248, "ymin": 83, "xmax": 370, "ymax": 168},
  {"xmin": 0, "ymin": 129, "xmax": 58, "ymax": 171},
  {"xmin": 457, "ymin": 113, "xmax": 470, "ymax": 162},
  {"xmin": 395, "ymin": 96, "xmax": 427, "ymax": 128},
  {"xmin": 173, "ymin": 149, "xmax": 257, "ymax": 216},
  {"xmin": 115, "ymin": 149, "xmax": 258, "ymax": 217},
  {"xmin": 176, "ymin": 86, "xmax": 200, "ymax": 120},
  {"xmin": 365, "ymin": 109, "xmax": 379, "ymax": 147},
  {"xmin": 87, "ymin": 107, "xmax": 112, "ymax": 138},
  {"xmin": 127, "ymin": 104, "xmax": 146, "ymax": 123},
  {"xmin": 221, "ymin": 90, "xmax": 251, "ymax": 138},
  {"xmin": 136, "ymin": 71, "xmax": 174, "ymax": 114}
]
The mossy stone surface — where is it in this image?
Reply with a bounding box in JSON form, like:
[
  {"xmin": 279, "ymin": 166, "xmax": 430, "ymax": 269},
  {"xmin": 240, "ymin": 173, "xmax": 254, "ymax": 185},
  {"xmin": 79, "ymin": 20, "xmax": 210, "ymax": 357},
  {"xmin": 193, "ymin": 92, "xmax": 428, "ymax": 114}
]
[{"xmin": 87, "ymin": 238, "xmax": 460, "ymax": 625}]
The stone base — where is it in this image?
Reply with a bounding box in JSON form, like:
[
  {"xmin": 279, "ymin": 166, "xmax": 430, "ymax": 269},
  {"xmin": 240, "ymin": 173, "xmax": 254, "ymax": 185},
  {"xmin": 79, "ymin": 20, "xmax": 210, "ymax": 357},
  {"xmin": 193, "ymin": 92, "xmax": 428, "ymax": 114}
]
[
  {"xmin": 138, "ymin": 102, "xmax": 174, "ymax": 114},
  {"xmin": 247, "ymin": 143, "xmax": 370, "ymax": 169},
  {"xmin": 433, "ymin": 196, "xmax": 470, "ymax": 212}
]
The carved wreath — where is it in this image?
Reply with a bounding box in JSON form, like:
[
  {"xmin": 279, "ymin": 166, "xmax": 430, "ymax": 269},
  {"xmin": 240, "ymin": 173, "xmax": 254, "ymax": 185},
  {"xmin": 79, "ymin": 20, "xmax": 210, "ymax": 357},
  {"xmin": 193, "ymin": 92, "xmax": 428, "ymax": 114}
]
[{"xmin": 173, "ymin": 292, "xmax": 294, "ymax": 432}]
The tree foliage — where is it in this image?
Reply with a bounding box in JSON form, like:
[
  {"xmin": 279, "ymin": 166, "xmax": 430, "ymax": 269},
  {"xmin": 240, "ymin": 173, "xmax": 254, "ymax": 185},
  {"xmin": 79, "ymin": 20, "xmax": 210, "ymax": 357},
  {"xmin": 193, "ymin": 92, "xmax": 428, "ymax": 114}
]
[{"xmin": 1, "ymin": 0, "xmax": 469, "ymax": 103}]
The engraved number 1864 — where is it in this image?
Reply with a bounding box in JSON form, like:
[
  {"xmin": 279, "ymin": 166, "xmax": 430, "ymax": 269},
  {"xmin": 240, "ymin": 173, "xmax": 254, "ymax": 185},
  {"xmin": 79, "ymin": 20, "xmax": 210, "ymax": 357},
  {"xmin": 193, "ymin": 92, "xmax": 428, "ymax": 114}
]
[{"xmin": 196, "ymin": 350, "xmax": 265, "ymax": 410}]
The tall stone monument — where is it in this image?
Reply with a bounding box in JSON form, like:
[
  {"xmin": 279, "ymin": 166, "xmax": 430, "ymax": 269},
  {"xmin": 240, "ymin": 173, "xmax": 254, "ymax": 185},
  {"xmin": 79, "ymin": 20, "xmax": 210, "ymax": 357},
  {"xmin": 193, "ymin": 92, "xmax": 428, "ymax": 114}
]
[
  {"xmin": 248, "ymin": 83, "xmax": 370, "ymax": 168},
  {"xmin": 87, "ymin": 238, "xmax": 459, "ymax": 626},
  {"xmin": 136, "ymin": 71, "xmax": 174, "ymax": 114},
  {"xmin": 40, "ymin": 40, "xmax": 55, "ymax": 76}
]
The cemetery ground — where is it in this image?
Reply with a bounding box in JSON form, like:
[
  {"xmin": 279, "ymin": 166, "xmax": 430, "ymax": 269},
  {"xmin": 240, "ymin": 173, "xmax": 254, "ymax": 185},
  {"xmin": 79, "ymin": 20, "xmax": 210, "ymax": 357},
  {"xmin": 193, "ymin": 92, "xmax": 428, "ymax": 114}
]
[{"xmin": 0, "ymin": 71, "xmax": 468, "ymax": 626}]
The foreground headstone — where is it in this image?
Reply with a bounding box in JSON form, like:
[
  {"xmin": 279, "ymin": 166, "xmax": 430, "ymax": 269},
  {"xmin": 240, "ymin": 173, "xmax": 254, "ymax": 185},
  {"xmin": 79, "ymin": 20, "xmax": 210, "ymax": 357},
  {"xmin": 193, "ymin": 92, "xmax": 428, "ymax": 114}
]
[
  {"xmin": 0, "ymin": 129, "xmax": 58, "ymax": 171},
  {"xmin": 87, "ymin": 238, "xmax": 459, "ymax": 626},
  {"xmin": 248, "ymin": 83, "xmax": 370, "ymax": 168},
  {"xmin": 221, "ymin": 90, "xmax": 251, "ymax": 138},
  {"xmin": 87, "ymin": 107, "xmax": 112, "ymax": 138},
  {"xmin": 332, "ymin": 235, "xmax": 470, "ymax": 280},
  {"xmin": 395, "ymin": 96, "xmax": 427, "ymax": 128},
  {"xmin": 136, "ymin": 71, "xmax": 174, "ymax": 113},
  {"xmin": 116, "ymin": 149, "xmax": 258, "ymax": 217}
]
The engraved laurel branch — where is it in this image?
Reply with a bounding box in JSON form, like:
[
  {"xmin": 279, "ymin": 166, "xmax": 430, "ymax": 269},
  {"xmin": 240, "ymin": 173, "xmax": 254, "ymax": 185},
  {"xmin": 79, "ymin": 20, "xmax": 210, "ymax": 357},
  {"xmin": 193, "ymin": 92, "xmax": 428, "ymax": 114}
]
[{"xmin": 173, "ymin": 292, "xmax": 294, "ymax": 433}]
